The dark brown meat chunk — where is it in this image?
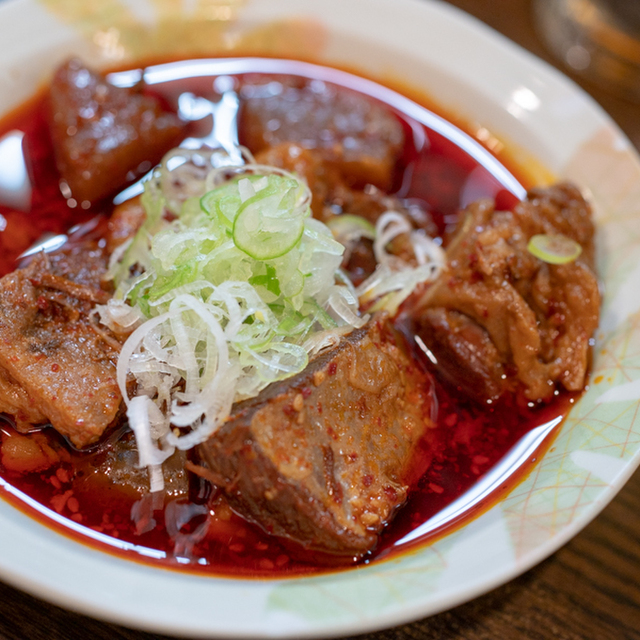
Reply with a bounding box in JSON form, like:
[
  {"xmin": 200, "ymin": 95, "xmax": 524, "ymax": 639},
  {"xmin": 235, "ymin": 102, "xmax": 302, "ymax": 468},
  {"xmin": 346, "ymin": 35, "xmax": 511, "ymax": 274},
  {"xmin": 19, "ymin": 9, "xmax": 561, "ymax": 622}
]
[
  {"xmin": 197, "ymin": 315, "xmax": 436, "ymax": 557},
  {"xmin": 0, "ymin": 246, "xmax": 122, "ymax": 448},
  {"xmin": 48, "ymin": 58, "xmax": 184, "ymax": 203},
  {"xmin": 241, "ymin": 76, "xmax": 404, "ymax": 191},
  {"xmin": 412, "ymin": 182, "xmax": 600, "ymax": 402}
]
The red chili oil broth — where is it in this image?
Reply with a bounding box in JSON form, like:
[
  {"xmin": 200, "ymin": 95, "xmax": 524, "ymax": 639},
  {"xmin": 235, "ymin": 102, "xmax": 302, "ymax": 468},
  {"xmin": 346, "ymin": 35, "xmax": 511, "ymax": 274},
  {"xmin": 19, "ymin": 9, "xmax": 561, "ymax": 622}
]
[{"xmin": 0, "ymin": 57, "xmax": 571, "ymax": 578}]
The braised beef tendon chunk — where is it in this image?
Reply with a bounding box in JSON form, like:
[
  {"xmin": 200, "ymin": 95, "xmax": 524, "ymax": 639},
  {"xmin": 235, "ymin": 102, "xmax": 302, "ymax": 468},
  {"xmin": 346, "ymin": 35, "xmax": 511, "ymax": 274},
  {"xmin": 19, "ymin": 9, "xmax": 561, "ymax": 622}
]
[
  {"xmin": 48, "ymin": 58, "xmax": 184, "ymax": 204},
  {"xmin": 197, "ymin": 316, "xmax": 436, "ymax": 557},
  {"xmin": 240, "ymin": 75, "xmax": 405, "ymax": 192},
  {"xmin": 0, "ymin": 248, "xmax": 122, "ymax": 448},
  {"xmin": 412, "ymin": 183, "xmax": 600, "ymax": 403}
]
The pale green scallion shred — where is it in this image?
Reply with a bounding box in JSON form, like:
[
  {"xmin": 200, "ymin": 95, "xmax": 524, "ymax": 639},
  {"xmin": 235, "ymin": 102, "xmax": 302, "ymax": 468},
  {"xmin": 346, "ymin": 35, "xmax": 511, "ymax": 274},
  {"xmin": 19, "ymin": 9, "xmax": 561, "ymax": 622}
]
[{"xmin": 103, "ymin": 154, "xmax": 363, "ymax": 485}]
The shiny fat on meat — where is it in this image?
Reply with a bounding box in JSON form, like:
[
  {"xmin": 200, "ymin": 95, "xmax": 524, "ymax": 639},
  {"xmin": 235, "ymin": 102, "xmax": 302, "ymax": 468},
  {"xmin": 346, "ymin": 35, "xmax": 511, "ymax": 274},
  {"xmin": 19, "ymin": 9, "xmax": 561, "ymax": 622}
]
[{"xmin": 197, "ymin": 314, "xmax": 437, "ymax": 557}]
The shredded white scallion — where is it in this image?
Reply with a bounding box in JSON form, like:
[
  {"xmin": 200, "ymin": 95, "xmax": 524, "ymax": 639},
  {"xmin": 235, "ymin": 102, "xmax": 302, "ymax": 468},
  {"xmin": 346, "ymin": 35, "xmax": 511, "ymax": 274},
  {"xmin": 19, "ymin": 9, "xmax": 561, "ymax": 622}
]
[
  {"xmin": 99, "ymin": 146, "xmax": 444, "ymax": 492},
  {"xmin": 356, "ymin": 210, "xmax": 445, "ymax": 314},
  {"xmin": 99, "ymin": 147, "xmax": 367, "ymax": 492}
]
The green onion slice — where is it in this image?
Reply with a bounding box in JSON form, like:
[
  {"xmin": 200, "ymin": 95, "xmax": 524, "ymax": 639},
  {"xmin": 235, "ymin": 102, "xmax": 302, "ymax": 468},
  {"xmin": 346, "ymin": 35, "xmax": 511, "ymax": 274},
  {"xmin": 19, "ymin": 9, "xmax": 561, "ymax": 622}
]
[
  {"xmin": 232, "ymin": 176, "xmax": 308, "ymax": 260},
  {"xmin": 201, "ymin": 175, "xmax": 266, "ymax": 232},
  {"xmin": 327, "ymin": 214, "xmax": 376, "ymax": 244},
  {"xmin": 527, "ymin": 233, "xmax": 582, "ymax": 265}
]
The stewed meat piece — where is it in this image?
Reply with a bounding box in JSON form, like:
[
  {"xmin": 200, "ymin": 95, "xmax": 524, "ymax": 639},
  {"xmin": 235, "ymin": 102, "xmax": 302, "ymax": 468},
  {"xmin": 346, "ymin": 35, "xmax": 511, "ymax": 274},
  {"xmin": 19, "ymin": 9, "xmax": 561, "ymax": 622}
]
[
  {"xmin": 197, "ymin": 315, "xmax": 436, "ymax": 557},
  {"xmin": 48, "ymin": 58, "xmax": 184, "ymax": 203},
  {"xmin": 412, "ymin": 182, "xmax": 600, "ymax": 402},
  {"xmin": 240, "ymin": 75, "xmax": 405, "ymax": 190},
  {"xmin": 0, "ymin": 246, "xmax": 122, "ymax": 448}
]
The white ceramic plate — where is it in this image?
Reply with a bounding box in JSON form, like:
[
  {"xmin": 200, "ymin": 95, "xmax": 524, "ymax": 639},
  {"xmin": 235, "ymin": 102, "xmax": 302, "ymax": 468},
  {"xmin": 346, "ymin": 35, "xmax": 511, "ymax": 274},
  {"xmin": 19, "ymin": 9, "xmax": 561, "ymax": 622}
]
[{"xmin": 1, "ymin": 0, "xmax": 640, "ymax": 637}]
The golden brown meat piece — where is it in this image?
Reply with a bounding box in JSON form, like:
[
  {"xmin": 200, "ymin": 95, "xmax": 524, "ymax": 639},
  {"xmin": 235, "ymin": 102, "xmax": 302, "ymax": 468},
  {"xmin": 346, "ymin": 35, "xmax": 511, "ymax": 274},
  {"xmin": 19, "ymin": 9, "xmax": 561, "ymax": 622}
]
[
  {"xmin": 48, "ymin": 58, "xmax": 184, "ymax": 203},
  {"xmin": 241, "ymin": 75, "xmax": 405, "ymax": 191},
  {"xmin": 0, "ymin": 247, "xmax": 122, "ymax": 448},
  {"xmin": 197, "ymin": 315, "xmax": 436, "ymax": 557},
  {"xmin": 412, "ymin": 183, "xmax": 600, "ymax": 402}
]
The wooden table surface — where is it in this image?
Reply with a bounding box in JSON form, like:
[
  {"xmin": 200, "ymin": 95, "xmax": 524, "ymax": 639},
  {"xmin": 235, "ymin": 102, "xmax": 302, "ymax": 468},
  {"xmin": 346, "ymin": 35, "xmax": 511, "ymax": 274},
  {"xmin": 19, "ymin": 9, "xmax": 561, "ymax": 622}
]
[{"xmin": 1, "ymin": 1, "xmax": 639, "ymax": 639}]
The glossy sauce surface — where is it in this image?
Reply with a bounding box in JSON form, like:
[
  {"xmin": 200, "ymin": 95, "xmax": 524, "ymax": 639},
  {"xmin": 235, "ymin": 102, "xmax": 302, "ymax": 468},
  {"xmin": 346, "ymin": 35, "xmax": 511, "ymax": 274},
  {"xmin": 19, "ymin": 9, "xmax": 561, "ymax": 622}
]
[{"xmin": 0, "ymin": 58, "xmax": 571, "ymax": 578}]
